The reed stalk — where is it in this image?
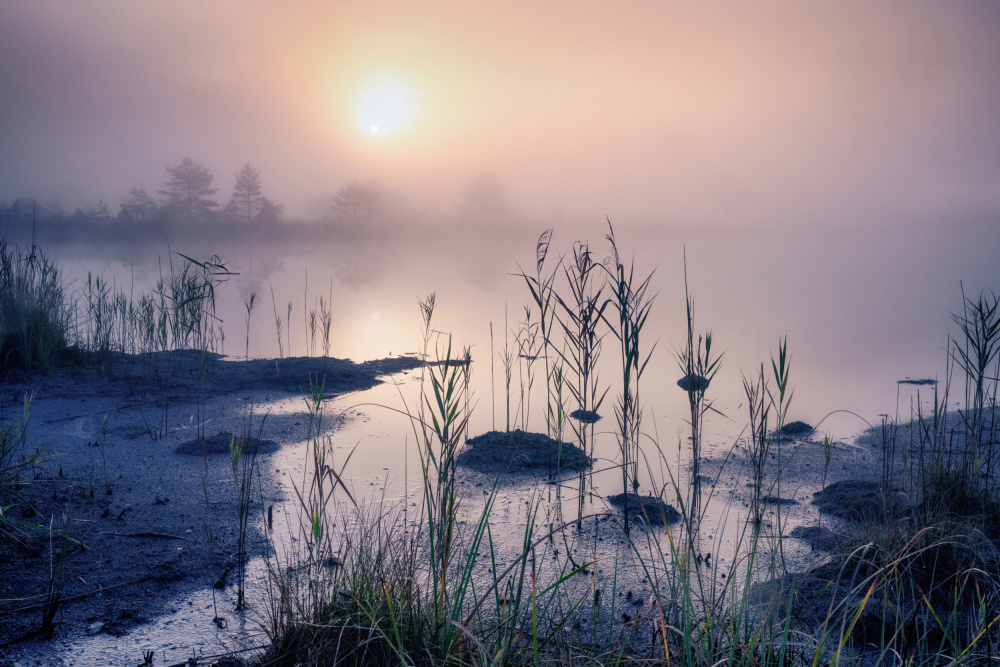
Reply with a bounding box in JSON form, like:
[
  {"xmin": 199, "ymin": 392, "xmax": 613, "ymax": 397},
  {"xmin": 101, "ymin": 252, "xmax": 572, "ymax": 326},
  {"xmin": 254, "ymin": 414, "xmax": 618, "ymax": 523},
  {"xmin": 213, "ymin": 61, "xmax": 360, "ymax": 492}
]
[
  {"xmin": 603, "ymin": 221, "xmax": 656, "ymax": 534},
  {"xmin": 675, "ymin": 249, "xmax": 722, "ymax": 544},
  {"xmin": 553, "ymin": 239, "xmax": 608, "ymax": 529}
]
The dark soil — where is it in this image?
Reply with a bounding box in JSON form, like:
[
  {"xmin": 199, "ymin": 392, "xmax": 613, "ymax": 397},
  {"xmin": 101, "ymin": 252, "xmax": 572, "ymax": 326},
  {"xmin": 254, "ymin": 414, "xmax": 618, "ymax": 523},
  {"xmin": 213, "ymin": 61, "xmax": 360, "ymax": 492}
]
[
  {"xmin": 0, "ymin": 351, "xmax": 420, "ymax": 661},
  {"xmin": 108, "ymin": 350, "xmax": 425, "ymax": 398},
  {"xmin": 569, "ymin": 409, "xmax": 601, "ymax": 424},
  {"xmin": 457, "ymin": 430, "xmax": 590, "ymax": 478},
  {"xmin": 779, "ymin": 421, "xmax": 813, "ymax": 437},
  {"xmin": 811, "ymin": 479, "xmax": 909, "ymax": 522},
  {"xmin": 761, "ymin": 495, "xmax": 798, "ymax": 506},
  {"xmin": 606, "ymin": 493, "xmax": 681, "ymax": 524},
  {"xmin": 175, "ymin": 430, "xmax": 280, "ymax": 456}
]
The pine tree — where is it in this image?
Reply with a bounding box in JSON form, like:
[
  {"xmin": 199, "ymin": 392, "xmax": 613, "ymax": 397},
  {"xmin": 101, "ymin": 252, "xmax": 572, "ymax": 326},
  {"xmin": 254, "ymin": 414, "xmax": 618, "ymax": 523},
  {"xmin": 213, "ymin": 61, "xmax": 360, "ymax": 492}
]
[
  {"xmin": 229, "ymin": 162, "xmax": 263, "ymax": 225},
  {"xmin": 159, "ymin": 157, "xmax": 219, "ymax": 224}
]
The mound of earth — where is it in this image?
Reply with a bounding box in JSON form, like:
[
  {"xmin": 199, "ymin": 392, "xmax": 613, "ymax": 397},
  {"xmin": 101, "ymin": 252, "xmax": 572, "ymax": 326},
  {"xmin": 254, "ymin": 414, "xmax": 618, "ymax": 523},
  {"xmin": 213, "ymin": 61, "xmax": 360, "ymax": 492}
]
[
  {"xmin": 606, "ymin": 493, "xmax": 681, "ymax": 524},
  {"xmin": 175, "ymin": 430, "xmax": 280, "ymax": 456},
  {"xmin": 812, "ymin": 479, "xmax": 908, "ymax": 522},
  {"xmin": 457, "ymin": 430, "xmax": 590, "ymax": 477},
  {"xmin": 570, "ymin": 409, "xmax": 601, "ymax": 424},
  {"xmin": 676, "ymin": 374, "xmax": 710, "ymax": 392},
  {"xmin": 779, "ymin": 421, "xmax": 813, "ymax": 437}
]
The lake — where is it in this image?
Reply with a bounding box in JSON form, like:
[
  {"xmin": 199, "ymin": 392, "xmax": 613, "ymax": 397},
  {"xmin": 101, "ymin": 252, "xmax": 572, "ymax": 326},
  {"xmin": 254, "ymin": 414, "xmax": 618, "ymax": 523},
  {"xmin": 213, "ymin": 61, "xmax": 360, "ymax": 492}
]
[{"xmin": 9, "ymin": 216, "xmax": 999, "ymax": 663}]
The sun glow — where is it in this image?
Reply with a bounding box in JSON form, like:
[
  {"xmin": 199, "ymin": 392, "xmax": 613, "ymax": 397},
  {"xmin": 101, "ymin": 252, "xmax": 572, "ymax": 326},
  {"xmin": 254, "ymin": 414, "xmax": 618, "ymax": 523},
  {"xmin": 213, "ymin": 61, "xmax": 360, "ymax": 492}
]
[{"xmin": 356, "ymin": 75, "xmax": 419, "ymax": 138}]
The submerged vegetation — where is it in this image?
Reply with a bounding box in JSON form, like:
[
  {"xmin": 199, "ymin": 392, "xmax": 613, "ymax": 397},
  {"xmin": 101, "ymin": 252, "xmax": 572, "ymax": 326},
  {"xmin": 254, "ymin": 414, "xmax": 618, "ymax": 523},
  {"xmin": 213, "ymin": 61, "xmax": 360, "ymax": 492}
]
[{"xmin": 1, "ymin": 231, "xmax": 999, "ymax": 666}]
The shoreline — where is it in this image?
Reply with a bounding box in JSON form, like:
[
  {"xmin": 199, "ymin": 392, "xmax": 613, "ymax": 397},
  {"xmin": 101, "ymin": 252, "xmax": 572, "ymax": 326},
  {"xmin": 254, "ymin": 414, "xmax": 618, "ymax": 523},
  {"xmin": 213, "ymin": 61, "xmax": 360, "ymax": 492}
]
[{"xmin": 0, "ymin": 351, "xmax": 422, "ymax": 665}]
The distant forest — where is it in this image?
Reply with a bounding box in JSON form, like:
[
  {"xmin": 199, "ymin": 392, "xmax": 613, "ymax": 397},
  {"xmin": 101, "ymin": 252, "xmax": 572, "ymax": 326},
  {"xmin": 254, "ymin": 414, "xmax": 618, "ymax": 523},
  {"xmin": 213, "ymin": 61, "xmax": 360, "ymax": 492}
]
[{"xmin": 1, "ymin": 158, "xmax": 523, "ymax": 246}]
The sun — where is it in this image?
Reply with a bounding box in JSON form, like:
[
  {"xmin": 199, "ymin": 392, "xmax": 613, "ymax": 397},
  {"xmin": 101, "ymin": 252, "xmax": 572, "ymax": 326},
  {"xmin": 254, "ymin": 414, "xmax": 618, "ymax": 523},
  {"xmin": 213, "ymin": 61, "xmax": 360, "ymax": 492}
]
[{"xmin": 356, "ymin": 75, "xmax": 419, "ymax": 138}]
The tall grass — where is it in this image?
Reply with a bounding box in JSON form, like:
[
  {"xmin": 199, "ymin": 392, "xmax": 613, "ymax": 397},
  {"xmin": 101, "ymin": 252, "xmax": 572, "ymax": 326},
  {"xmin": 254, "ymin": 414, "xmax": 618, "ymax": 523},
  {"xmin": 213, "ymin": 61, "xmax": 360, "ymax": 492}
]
[
  {"xmin": 78, "ymin": 250, "xmax": 230, "ymax": 366},
  {"xmin": 0, "ymin": 238, "xmax": 70, "ymax": 371},
  {"xmin": 950, "ymin": 286, "xmax": 1000, "ymax": 488},
  {"xmin": 675, "ymin": 251, "xmax": 723, "ymax": 542},
  {"xmin": 603, "ymin": 222, "xmax": 656, "ymax": 533},
  {"xmin": 553, "ymin": 239, "xmax": 608, "ymax": 529},
  {"xmin": 516, "ymin": 228, "xmax": 560, "ymax": 441},
  {"xmin": 230, "ymin": 408, "xmax": 267, "ymax": 608}
]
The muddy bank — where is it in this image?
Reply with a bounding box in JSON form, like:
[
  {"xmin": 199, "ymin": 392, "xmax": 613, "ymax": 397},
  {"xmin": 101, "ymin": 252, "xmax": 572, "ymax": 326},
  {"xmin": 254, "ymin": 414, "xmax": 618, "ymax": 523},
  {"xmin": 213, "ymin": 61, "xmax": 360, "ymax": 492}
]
[{"xmin": 0, "ymin": 351, "xmax": 419, "ymax": 664}]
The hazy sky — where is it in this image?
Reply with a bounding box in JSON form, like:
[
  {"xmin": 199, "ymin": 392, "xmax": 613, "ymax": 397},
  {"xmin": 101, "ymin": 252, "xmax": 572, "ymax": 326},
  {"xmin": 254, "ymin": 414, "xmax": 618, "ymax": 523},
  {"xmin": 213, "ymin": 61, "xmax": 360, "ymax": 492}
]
[{"xmin": 2, "ymin": 1, "xmax": 999, "ymax": 227}]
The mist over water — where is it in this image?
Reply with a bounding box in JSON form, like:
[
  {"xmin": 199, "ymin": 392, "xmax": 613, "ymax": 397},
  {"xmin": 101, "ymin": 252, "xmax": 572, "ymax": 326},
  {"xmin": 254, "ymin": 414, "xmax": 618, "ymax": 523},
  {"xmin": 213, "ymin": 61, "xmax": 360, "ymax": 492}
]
[{"xmin": 20, "ymin": 216, "xmax": 998, "ymax": 446}]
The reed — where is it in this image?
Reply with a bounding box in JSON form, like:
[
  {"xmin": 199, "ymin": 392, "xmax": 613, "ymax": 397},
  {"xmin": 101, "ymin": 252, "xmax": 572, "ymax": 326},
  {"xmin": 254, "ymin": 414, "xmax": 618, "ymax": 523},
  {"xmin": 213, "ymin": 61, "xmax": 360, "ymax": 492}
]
[
  {"xmin": 245, "ymin": 292, "xmax": 257, "ymax": 362},
  {"xmin": 0, "ymin": 391, "xmax": 43, "ymax": 539},
  {"xmin": 603, "ymin": 221, "xmax": 656, "ymax": 534},
  {"xmin": 500, "ymin": 305, "xmax": 515, "ymax": 433},
  {"xmin": 675, "ymin": 250, "xmax": 723, "ymax": 542},
  {"xmin": 515, "ymin": 306, "xmax": 540, "ymax": 431},
  {"xmin": 742, "ymin": 364, "xmax": 771, "ymax": 527},
  {"xmin": 553, "ymin": 238, "xmax": 608, "ymax": 529},
  {"xmin": 0, "ymin": 238, "xmax": 70, "ymax": 371},
  {"xmin": 39, "ymin": 514, "xmax": 67, "ymax": 639},
  {"xmin": 270, "ymin": 285, "xmax": 284, "ymax": 359},
  {"xmin": 516, "ymin": 228, "xmax": 560, "ymax": 440},
  {"xmin": 230, "ymin": 407, "xmax": 267, "ymax": 608},
  {"xmin": 950, "ymin": 285, "xmax": 1000, "ymax": 488}
]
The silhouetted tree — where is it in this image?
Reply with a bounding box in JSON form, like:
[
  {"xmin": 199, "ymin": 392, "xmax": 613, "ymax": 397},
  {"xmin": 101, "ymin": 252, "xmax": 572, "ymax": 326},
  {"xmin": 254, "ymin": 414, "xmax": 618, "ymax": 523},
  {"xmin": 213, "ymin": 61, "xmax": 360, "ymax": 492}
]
[
  {"xmin": 119, "ymin": 186, "xmax": 157, "ymax": 222},
  {"xmin": 224, "ymin": 162, "xmax": 283, "ymax": 225},
  {"xmin": 95, "ymin": 199, "xmax": 112, "ymax": 220},
  {"xmin": 159, "ymin": 156, "xmax": 219, "ymax": 224},
  {"xmin": 332, "ymin": 179, "xmax": 381, "ymax": 227},
  {"xmin": 227, "ymin": 162, "xmax": 262, "ymax": 224}
]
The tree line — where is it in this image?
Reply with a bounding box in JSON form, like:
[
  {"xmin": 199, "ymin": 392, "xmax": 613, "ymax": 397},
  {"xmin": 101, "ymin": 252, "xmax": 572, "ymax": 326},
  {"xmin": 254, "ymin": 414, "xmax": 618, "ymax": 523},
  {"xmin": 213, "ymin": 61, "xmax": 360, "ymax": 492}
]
[
  {"xmin": 118, "ymin": 157, "xmax": 283, "ymax": 226},
  {"xmin": 1, "ymin": 160, "xmax": 518, "ymax": 235}
]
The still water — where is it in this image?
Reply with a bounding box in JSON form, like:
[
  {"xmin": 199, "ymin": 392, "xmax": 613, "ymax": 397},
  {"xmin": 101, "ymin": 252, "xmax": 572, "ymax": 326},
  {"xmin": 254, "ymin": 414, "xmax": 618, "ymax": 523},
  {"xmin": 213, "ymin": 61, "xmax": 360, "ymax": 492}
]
[
  {"xmin": 18, "ymin": 218, "xmax": 1000, "ymax": 663},
  {"xmin": 45, "ymin": 219, "xmax": 999, "ymax": 436}
]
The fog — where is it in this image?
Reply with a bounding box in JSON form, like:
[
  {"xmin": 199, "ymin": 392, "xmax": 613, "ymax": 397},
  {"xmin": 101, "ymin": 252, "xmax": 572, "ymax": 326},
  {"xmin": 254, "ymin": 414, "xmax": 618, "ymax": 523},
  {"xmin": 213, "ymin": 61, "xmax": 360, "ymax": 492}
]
[{"xmin": 2, "ymin": 1, "xmax": 1000, "ymax": 230}]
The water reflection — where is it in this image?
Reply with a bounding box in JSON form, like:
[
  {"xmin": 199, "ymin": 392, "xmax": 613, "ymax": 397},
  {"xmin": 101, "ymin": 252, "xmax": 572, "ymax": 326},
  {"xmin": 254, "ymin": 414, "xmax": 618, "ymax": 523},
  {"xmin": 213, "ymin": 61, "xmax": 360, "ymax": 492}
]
[{"xmin": 11, "ymin": 220, "xmax": 998, "ymax": 660}]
